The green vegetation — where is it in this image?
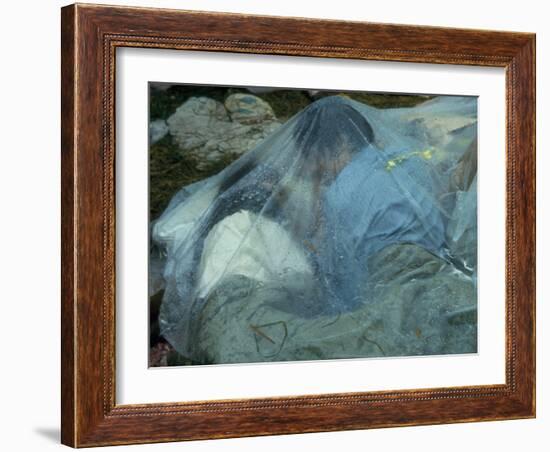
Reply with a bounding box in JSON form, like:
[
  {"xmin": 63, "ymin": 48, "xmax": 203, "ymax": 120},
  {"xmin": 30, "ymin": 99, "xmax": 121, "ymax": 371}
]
[
  {"xmin": 149, "ymin": 84, "xmax": 246, "ymax": 120},
  {"xmin": 149, "ymin": 134, "xmax": 240, "ymax": 220},
  {"xmin": 257, "ymin": 90, "xmax": 313, "ymax": 119},
  {"xmin": 344, "ymin": 92, "xmax": 432, "ymax": 108}
]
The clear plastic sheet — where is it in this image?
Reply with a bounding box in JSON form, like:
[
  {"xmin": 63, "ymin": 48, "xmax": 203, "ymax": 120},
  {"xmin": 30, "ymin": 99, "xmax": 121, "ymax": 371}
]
[{"xmin": 152, "ymin": 95, "xmax": 478, "ymax": 364}]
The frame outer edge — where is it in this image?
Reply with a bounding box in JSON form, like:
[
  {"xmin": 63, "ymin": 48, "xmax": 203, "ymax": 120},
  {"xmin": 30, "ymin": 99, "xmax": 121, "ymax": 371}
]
[
  {"xmin": 61, "ymin": 3, "xmax": 77, "ymax": 448},
  {"xmin": 513, "ymin": 35, "xmax": 536, "ymax": 416},
  {"xmin": 60, "ymin": 3, "xmax": 536, "ymax": 447},
  {"xmin": 530, "ymin": 35, "xmax": 536, "ymax": 417}
]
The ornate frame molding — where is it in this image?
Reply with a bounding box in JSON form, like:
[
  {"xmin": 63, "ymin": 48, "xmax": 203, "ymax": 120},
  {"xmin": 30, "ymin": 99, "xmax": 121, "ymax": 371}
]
[{"xmin": 61, "ymin": 4, "xmax": 535, "ymax": 447}]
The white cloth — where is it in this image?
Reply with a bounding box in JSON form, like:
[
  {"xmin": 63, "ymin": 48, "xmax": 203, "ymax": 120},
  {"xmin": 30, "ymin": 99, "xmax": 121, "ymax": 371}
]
[{"xmin": 197, "ymin": 210, "xmax": 313, "ymax": 297}]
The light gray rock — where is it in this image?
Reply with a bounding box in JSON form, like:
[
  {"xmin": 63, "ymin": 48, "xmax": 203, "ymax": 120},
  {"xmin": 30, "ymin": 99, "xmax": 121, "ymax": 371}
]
[
  {"xmin": 166, "ymin": 96, "xmax": 281, "ymax": 169},
  {"xmin": 166, "ymin": 97, "xmax": 229, "ymax": 150},
  {"xmin": 224, "ymin": 93, "xmax": 276, "ymax": 124},
  {"xmin": 149, "ymin": 119, "xmax": 169, "ymax": 144},
  {"xmin": 190, "ymin": 244, "xmax": 477, "ymax": 364}
]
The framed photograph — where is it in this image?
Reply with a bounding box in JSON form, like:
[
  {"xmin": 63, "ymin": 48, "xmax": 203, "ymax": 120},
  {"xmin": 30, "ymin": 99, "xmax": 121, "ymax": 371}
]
[{"xmin": 61, "ymin": 3, "xmax": 536, "ymax": 447}]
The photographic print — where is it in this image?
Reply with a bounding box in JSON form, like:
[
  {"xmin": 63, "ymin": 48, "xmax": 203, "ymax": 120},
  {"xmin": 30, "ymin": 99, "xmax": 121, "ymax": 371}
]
[{"xmin": 148, "ymin": 84, "xmax": 478, "ymax": 367}]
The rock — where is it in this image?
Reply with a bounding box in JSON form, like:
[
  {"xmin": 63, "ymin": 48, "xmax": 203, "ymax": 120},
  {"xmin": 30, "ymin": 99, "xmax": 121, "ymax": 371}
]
[
  {"xmin": 191, "ymin": 244, "xmax": 477, "ymax": 364},
  {"xmin": 224, "ymin": 93, "xmax": 276, "ymax": 124},
  {"xmin": 166, "ymin": 97, "xmax": 229, "ymax": 150},
  {"xmin": 149, "ymin": 119, "xmax": 168, "ymax": 144},
  {"xmin": 166, "ymin": 96, "xmax": 281, "ymax": 169}
]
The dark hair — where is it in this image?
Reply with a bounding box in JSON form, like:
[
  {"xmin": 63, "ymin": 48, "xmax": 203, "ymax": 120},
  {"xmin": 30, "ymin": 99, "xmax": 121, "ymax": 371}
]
[{"xmin": 292, "ymin": 96, "xmax": 375, "ymax": 157}]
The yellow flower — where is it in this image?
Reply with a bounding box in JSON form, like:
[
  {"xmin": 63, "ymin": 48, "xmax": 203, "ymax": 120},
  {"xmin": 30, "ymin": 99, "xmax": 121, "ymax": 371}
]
[
  {"xmin": 421, "ymin": 148, "xmax": 433, "ymax": 159},
  {"xmin": 385, "ymin": 147, "xmax": 435, "ymax": 171}
]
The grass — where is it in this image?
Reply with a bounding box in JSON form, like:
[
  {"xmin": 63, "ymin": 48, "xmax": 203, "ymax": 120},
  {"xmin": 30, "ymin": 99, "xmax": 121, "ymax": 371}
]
[
  {"xmin": 149, "ymin": 134, "xmax": 240, "ymax": 220},
  {"xmin": 149, "ymin": 84, "xmax": 431, "ymax": 122},
  {"xmin": 257, "ymin": 90, "xmax": 313, "ymax": 119},
  {"xmin": 344, "ymin": 92, "xmax": 432, "ymax": 108}
]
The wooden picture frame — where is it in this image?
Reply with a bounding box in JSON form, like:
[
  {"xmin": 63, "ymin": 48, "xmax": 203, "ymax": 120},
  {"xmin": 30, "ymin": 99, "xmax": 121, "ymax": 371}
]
[{"xmin": 61, "ymin": 3, "xmax": 536, "ymax": 447}]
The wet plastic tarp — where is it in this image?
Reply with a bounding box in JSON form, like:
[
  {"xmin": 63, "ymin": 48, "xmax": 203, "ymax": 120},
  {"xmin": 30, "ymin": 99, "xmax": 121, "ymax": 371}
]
[{"xmin": 152, "ymin": 95, "xmax": 478, "ymax": 363}]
